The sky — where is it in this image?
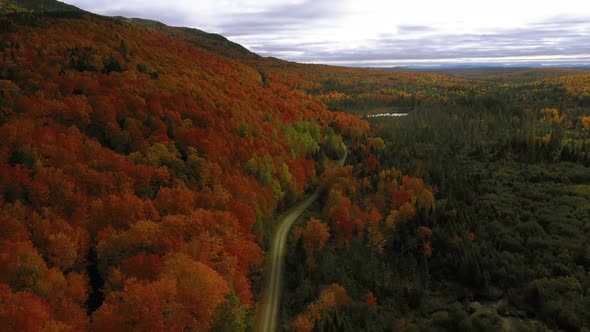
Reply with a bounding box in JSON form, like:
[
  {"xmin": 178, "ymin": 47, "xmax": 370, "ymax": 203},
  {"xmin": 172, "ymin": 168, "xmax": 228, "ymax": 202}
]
[{"xmin": 62, "ymin": 0, "xmax": 590, "ymax": 67}]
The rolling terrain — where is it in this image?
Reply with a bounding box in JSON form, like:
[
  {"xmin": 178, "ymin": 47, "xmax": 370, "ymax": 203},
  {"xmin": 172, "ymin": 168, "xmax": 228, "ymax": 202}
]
[
  {"xmin": 0, "ymin": 1, "xmax": 358, "ymax": 330},
  {"xmin": 1, "ymin": 1, "xmax": 589, "ymax": 331}
]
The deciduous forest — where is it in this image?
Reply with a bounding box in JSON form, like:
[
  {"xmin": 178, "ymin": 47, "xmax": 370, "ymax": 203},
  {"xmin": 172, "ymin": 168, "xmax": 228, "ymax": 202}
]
[{"xmin": 0, "ymin": 1, "xmax": 589, "ymax": 331}]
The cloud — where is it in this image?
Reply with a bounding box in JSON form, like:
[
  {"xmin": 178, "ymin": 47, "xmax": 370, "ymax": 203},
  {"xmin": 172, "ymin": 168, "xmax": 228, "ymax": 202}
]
[
  {"xmin": 216, "ymin": 0, "xmax": 346, "ymax": 37},
  {"xmin": 243, "ymin": 17, "xmax": 590, "ymax": 66},
  {"xmin": 396, "ymin": 25, "xmax": 434, "ymax": 34}
]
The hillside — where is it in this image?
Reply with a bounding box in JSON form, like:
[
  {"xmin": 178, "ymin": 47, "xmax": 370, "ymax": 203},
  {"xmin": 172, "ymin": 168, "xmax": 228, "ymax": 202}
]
[
  {"xmin": 0, "ymin": 2, "xmax": 365, "ymax": 330},
  {"xmin": 2, "ymin": 0, "xmax": 84, "ymax": 13},
  {"xmin": 120, "ymin": 18, "xmax": 259, "ymax": 60}
]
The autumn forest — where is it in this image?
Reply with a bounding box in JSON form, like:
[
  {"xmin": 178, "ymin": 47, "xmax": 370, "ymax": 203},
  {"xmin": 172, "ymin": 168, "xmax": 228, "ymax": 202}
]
[{"xmin": 0, "ymin": 1, "xmax": 589, "ymax": 331}]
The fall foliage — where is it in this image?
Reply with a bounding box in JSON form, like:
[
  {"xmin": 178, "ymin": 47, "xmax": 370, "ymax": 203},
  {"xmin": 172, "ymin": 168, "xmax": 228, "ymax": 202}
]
[
  {"xmin": 302, "ymin": 218, "xmax": 330, "ymax": 269},
  {"xmin": 5, "ymin": 1, "xmax": 589, "ymax": 331},
  {"xmin": 0, "ymin": 2, "xmax": 364, "ymax": 329},
  {"xmin": 291, "ymin": 283, "xmax": 350, "ymax": 331}
]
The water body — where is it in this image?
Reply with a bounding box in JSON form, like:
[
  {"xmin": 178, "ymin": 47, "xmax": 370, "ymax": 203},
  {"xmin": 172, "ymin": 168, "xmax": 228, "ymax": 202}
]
[{"xmin": 365, "ymin": 112, "xmax": 408, "ymax": 118}]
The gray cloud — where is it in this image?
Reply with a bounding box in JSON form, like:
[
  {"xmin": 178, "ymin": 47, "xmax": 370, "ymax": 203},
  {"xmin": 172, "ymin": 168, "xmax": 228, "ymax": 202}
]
[
  {"xmin": 246, "ymin": 18, "xmax": 590, "ymax": 65},
  {"xmin": 396, "ymin": 25, "xmax": 434, "ymax": 34},
  {"xmin": 217, "ymin": 0, "xmax": 345, "ymax": 37}
]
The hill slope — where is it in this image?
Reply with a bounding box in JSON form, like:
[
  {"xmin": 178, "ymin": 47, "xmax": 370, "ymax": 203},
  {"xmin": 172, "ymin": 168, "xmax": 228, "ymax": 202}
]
[
  {"xmin": 125, "ymin": 18, "xmax": 259, "ymax": 60},
  {"xmin": 2, "ymin": 0, "xmax": 84, "ymax": 13},
  {"xmin": 0, "ymin": 3, "xmax": 364, "ymax": 330}
]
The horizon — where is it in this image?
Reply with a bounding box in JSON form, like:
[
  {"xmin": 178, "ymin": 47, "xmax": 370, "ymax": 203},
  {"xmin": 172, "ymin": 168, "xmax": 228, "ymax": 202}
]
[{"xmin": 61, "ymin": 0, "xmax": 590, "ymax": 67}]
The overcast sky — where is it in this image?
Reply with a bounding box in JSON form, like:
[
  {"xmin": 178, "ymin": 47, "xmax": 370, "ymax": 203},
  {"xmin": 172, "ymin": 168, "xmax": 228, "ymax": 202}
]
[{"xmin": 63, "ymin": 0, "xmax": 590, "ymax": 67}]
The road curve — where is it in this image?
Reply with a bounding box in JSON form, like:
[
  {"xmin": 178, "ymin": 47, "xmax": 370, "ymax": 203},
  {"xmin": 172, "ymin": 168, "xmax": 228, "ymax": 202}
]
[{"xmin": 258, "ymin": 145, "xmax": 347, "ymax": 332}]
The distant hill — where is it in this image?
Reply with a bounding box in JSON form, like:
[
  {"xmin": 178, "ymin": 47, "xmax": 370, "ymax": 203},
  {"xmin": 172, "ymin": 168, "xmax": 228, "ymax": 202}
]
[
  {"xmin": 1, "ymin": 0, "xmax": 84, "ymax": 13},
  {"xmin": 476, "ymin": 68, "xmax": 589, "ymax": 83},
  {"xmin": 411, "ymin": 67, "xmax": 590, "ymax": 83}
]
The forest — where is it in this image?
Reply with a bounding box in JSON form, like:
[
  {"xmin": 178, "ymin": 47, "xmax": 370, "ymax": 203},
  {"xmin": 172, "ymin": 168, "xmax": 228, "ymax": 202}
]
[
  {"xmin": 0, "ymin": 0, "xmax": 589, "ymax": 331},
  {"xmin": 278, "ymin": 70, "xmax": 590, "ymax": 331}
]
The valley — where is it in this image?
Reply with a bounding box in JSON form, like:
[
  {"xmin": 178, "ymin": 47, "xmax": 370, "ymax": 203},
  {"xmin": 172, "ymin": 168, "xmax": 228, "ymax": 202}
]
[{"xmin": 0, "ymin": 1, "xmax": 589, "ymax": 331}]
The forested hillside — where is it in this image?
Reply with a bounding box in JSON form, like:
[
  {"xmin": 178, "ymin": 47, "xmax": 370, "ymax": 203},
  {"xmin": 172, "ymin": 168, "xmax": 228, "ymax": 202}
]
[{"xmin": 0, "ymin": 2, "xmax": 361, "ymax": 330}]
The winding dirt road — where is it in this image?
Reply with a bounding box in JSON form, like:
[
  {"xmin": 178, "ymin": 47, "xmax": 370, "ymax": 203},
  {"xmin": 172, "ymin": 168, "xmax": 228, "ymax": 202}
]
[{"xmin": 257, "ymin": 146, "xmax": 347, "ymax": 332}]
